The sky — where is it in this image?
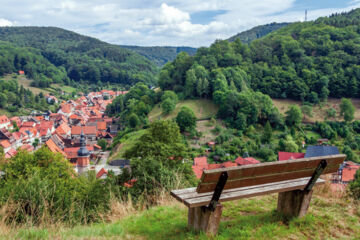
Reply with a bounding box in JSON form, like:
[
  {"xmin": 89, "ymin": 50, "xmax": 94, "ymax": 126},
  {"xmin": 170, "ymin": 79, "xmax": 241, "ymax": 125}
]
[{"xmin": 0, "ymin": 0, "xmax": 359, "ymax": 47}]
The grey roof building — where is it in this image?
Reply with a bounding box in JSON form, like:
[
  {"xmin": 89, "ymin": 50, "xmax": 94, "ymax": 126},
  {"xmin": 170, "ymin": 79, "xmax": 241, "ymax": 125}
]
[{"xmin": 304, "ymin": 145, "xmax": 340, "ymax": 158}]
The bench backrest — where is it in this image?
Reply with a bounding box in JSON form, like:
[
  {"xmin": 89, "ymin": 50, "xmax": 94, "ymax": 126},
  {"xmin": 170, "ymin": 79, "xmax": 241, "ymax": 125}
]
[{"xmin": 197, "ymin": 154, "xmax": 346, "ymax": 193}]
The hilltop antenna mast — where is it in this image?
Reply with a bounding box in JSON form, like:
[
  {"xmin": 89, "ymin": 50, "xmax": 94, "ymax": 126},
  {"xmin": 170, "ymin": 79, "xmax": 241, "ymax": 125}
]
[{"xmin": 305, "ymin": 9, "xmax": 308, "ymax": 21}]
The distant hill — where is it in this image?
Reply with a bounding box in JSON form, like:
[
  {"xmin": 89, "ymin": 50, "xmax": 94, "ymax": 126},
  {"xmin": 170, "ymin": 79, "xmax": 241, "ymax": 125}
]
[
  {"xmin": 160, "ymin": 8, "xmax": 360, "ymax": 102},
  {"xmin": 227, "ymin": 22, "xmax": 289, "ymax": 44},
  {"xmin": 120, "ymin": 45, "xmax": 197, "ymax": 66},
  {"xmin": 0, "ymin": 27, "xmax": 158, "ymax": 86}
]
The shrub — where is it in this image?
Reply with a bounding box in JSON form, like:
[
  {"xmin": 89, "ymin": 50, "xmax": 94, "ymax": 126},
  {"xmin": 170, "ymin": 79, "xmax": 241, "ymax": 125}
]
[
  {"xmin": 0, "ymin": 147, "xmax": 111, "ymax": 225},
  {"xmin": 350, "ymin": 169, "xmax": 360, "ymax": 200},
  {"xmin": 161, "ymin": 98, "xmax": 176, "ymax": 114}
]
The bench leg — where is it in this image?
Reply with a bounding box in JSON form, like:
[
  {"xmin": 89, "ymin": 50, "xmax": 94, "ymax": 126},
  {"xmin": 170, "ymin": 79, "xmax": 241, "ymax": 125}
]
[
  {"xmin": 188, "ymin": 204, "xmax": 223, "ymax": 235},
  {"xmin": 277, "ymin": 189, "xmax": 313, "ymax": 218}
]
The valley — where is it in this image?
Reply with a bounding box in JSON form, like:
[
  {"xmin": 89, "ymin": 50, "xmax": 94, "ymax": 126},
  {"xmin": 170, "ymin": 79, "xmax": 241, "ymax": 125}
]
[{"xmin": 0, "ymin": 6, "xmax": 360, "ymax": 240}]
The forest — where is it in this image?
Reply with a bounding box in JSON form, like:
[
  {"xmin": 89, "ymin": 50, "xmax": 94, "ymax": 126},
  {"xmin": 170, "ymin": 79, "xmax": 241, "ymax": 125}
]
[
  {"xmin": 227, "ymin": 22, "xmax": 289, "ymax": 44},
  {"xmin": 0, "ymin": 27, "xmax": 158, "ymax": 87},
  {"xmin": 120, "ymin": 45, "xmax": 197, "ymax": 66},
  {"xmin": 159, "ymin": 9, "xmax": 360, "ymax": 102}
]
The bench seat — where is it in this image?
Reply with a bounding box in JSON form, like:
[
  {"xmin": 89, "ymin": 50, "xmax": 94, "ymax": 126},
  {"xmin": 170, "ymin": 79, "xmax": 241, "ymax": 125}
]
[
  {"xmin": 171, "ymin": 154, "xmax": 346, "ymax": 235},
  {"xmin": 171, "ymin": 177, "xmax": 325, "ymax": 208}
]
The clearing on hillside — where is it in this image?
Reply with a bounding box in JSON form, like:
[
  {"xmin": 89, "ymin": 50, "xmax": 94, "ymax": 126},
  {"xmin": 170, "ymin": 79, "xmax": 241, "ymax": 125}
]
[
  {"xmin": 273, "ymin": 98, "xmax": 360, "ymax": 122},
  {"xmin": 190, "ymin": 119, "xmax": 224, "ymax": 149},
  {"xmin": 148, "ymin": 99, "xmax": 218, "ymax": 122},
  {"xmin": 4, "ymin": 74, "xmax": 49, "ymax": 94}
]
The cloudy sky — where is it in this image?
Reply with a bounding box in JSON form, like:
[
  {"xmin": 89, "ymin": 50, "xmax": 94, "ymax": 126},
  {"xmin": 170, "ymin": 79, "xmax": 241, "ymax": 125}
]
[{"xmin": 0, "ymin": 0, "xmax": 359, "ymax": 47}]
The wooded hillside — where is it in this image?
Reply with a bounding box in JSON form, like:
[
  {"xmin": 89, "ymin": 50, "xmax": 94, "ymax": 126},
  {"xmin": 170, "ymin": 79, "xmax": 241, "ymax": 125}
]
[
  {"xmin": 0, "ymin": 27, "xmax": 158, "ymax": 86},
  {"xmin": 120, "ymin": 45, "xmax": 197, "ymax": 66},
  {"xmin": 227, "ymin": 22, "xmax": 289, "ymax": 44},
  {"xmin": 159, "ymin": 9, "xmax": 360, "ymax": 102}
]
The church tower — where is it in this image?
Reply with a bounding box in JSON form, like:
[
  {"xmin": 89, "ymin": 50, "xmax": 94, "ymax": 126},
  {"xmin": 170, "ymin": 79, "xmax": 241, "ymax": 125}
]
[{"xmin": 77, "ymin": 130, "xmax": 90, "ymax": 174}]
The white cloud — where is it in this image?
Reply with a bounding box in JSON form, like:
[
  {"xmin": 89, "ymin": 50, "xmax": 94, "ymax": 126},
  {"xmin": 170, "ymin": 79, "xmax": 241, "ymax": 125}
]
[
  {"xmin": 0, "ymin": 18, "xmax": 13, "ymax": 27},
  {"xmin": 0, "ymin": 0, "xmax": 359, "ymax": 46}
]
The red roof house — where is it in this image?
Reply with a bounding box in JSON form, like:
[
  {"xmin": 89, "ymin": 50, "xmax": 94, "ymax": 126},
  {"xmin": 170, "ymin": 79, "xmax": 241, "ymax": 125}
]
[
  {"xmin": 5, "ymin": 148, "xmax": 17, "ymax": 158},
  {"xmin": 342, "ymin": 162, "xmax": 360, "ymax": 183},
  {"xmin": 97, "ymin": 121, "xmax": 107, "ymax": 131},
  {"xmin": 235, "ymin": 157, "xmax": 260, "ymax": 165},
  {"xmin": 194, "ymin": 156, "xmax": 208, "ymax": 167},
  {"xmin": 71, "ymin": 126, "xmax": 97, "ymax": 136},
  {"xmin": 278, "ymin": 152, "xmax": 305, "ymax": 161},
  {"xmin": 45, "ymin": 138, "xmax": 66, "ymax": 157},
  {"xmin": 20, "ymin": 144, "xmax": 34, "ymax": 152},
  {"xmin": 96, "ymin": 168, "xmax": 108, "ymax": 179}
]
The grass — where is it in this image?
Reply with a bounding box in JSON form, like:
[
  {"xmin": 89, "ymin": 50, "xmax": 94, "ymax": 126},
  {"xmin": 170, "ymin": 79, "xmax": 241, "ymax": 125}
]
[
  {"xmin": 273, "ymin": 98, "xmax": 360, "ymax": 123},
  {"xmin": 148, "ymin": 99, "xmax": 219, "ymax": 122},
  {"xmin": 108, "ymin": 129, "xmax": 146, "ymax": 161},
  {"xmin": 190, "ymin": 119, "xmax": 224, "ymax": 148},
  {"xmin": 50, "ymin": 84, "xmax": 77, "ymax": 93},
  {"xmin": 2, "ymin": 185, "xmax": 359, "ymax": 239},
  {"xmin": 16, "ymin": 75, "xmax": 51, "ymax": 95}
]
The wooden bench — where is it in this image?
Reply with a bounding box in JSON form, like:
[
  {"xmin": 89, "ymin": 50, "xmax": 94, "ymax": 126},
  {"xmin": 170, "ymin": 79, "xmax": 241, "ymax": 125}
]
[{"xmin": 171, "ymin": 154, "xmax": 346, "ymax": 235}]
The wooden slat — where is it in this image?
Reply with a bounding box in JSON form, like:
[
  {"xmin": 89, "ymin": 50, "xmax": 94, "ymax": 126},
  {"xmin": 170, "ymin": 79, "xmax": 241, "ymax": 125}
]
[
  {"xmin": 172, "ymin": 178, "xmax": 311, "ymax": 203},
  {"xmin": 197, "ymin": 164, "xmax": 339, "ymax": 193},
  {"xmin": 197, "ymin": 155, "xmax": 345, "ymax": 193},
  {"xmin": 201, "ymin": 155, "xmax": 345, "ymax": 183},
  {"xmin": 184, "ymin": 178, "xmax": 325, "ymax": 208}
]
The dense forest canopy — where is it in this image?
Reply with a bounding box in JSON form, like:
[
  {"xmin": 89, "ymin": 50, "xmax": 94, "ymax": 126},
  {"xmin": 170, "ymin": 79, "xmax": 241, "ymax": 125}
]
[
  {"xmin": 159, "ymin": 9, "xmax": 360, "ymax": 102},
  {"xmin": 0, "ymin": 27, "xmax": 158, "ymax": 86},
  {"xmin": 120, "ymin": 45, "xmax": 197, "ymax": 66},
  {"xmin": 0, "ymin": 41, "xmax": 68, "ymax": 87},
  {"xmin": 227, "ymin": 22, "xmax": 289, "ymax": 44}
]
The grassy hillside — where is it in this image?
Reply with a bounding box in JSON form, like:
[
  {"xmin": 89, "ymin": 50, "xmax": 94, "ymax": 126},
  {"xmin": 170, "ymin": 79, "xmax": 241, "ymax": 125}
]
[
  {"xmin": 108, "ymin": 129, "xmax": 146, "ymax": 161},
  {"xmin": 228, "ymin": 22, "xmax": 289, "ymax": 44},
  {"xmin": 2, "ymin": 185, "xmax": 359, "ymax": 239},
  {"xmin": 148, "ymin": 99, "xmax": 218, "ymax": 122},
  {"xmin": 273, "ymin": 98, "xmax": 360, "ymax": 122},
  {"xmin": 120, "ymin": 45, "xmax": 197, "ymax": 66},
  {"xmin": 0, "ymin": 27, "xmax": 158, "ymax": 86}
]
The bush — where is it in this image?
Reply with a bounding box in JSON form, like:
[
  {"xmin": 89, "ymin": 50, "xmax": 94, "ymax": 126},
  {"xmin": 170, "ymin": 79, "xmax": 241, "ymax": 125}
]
[
  {"xmin": 350, "ymin": 169, "xmax": 360, "ymax": 200},
  {"xmin": 97, "ymin": 139, "xmax": 108, "ymax": 151},
  {"xmin": 0, "ymin": 147, "xmax": 111, "ymax": 225},
  {"xmin": 176, "ymin": 106, "xmax": 196, "ymax": 132},
  {"xmin": 161, "ymin": 98, "xmax": 176, "ymax": 114}
]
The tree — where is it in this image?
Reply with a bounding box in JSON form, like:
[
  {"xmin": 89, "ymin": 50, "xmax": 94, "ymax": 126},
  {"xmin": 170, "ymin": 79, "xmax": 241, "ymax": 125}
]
[
  {"xmin": 326, "ymin": 108, "xmax": 337, "ymax": 119},
  {"xmin": 285, "ymin": 105, "xmax": 302, "ymax": 127},
  {"xmin": 128, "ymin": 113, "xmax": 140, "ymax": 128},
  {"xmin": 97, "ymin": 139, "xmax": 108, "ymax": 151},
  {"xmin": 124, "ymin": 120, "xmax": 188, "ymax": 160},
  {"xmin": 161, "ymin": 90, "xmax": 178, "ymax": 103},
  {"xmin": 349, "ymin": 169, "xmax": 360, "ymax": 200},
  {"xmin": 278, "ymin": 135, "xmax": 299, "ymax": 152},
  {"xmin": 176, "ymin": 106, "xmax": 197, "ymax": 132},
  {"xmin": 0, "ymin": 93, "xmax": 7, "ymax": 108},
  {"xmin": 161, "ymin": 98, "xmax": 176, "ymax": 114},
  {"xmin": 32, "ymin": 138, "xmax": 39, "ymax": 148},
  {"xmin": 340, "ymin": 98, "xmax": 355, "ymax": 122},
  {"xmin": 262, "ymin": 121, "xmax": 273, "ymax": 143},
  {"xmin": 301, "ymin": 105, "xmax": 313, "ymax": 120}
]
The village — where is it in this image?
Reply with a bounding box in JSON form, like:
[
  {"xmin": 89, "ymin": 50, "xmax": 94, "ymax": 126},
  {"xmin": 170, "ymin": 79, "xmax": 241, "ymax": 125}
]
[{"xmin": 0, "ymin": 89, "xmax": 128, "ymax": 179}]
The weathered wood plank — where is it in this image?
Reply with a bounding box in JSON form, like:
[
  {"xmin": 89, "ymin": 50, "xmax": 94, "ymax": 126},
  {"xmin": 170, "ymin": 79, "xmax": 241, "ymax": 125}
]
[
  {"xmin": 200, "ymin": 155, "xmax": 345, "ymax": 184},
  {"xmin": 277, "ymin": 189, "xmax": 314, "ymax": 218},
  {"xmin": 197, "ymin": 164, "xmax": 339, "ymax": 193},
  {"xmin": 188, "ymin": 205, "xmax": 223, "ymax": 235},
  {"xmin": 184, "ymin": 178, "xmax": 325, "ymax": 208},
  {"xmin": 175, "ymin": 178, "xmax": 310, "ymax": 201}
]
